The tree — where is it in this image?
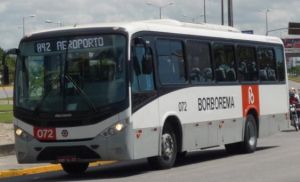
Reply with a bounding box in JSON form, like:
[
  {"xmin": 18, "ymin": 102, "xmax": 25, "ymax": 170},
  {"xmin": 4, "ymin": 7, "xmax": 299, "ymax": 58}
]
[{"xmin": 0, "ymin": 47, "xmax": 16, "ymax": 84}]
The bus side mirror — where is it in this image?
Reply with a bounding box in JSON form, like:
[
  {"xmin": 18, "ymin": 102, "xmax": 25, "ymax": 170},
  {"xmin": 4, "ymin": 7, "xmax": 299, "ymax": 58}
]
[{"xmin": 2, "ymin": 48, "xmax": 19, "ymax": 85}]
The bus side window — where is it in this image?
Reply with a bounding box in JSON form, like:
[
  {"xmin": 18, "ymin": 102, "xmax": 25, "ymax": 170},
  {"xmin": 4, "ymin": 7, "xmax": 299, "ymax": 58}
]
[
  {"xmin": 257, "ymin": 47, "xmax": 277, "ymax": 81},
  {"xmin": 213, "ymin": 44, "xmax": 236, "ymax": 82},
  {"xmin": 275, "ymin": 46, "xmax": 285, "ymax": 82},
  {"xmin": 237, "ymin": 46, "xmax": 258, "ymax": 82},
  {"xmin": 131, "ymin": 46, "xmax": 155, "ymax": 92},
  {"xmin": 186, "ymin": 41, "xmax": 212, "ymax": 84},
  {"xmin": 156, "ymin": 39, "xmax": 187, "ymax": 84}
]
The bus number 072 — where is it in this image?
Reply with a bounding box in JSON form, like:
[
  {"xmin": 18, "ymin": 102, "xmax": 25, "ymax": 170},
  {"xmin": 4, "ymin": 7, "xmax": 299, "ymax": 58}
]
[
  {"xmin": 34, "ymin": 128, "xmax": 56, "ymax": 140},
  {"xmin": 178, "ymin": 102, "xmax": 187, "ymax": 112}
]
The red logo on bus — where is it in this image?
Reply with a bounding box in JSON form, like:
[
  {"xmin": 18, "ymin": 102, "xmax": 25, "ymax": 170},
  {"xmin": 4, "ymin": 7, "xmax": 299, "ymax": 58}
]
[
  {"xmin": 242, "ymin": 85, "xmax": 260, "ymax": 117},
  {"xmin": 33, "ymin": 127, "xmax": 56, "ymax": 141}
]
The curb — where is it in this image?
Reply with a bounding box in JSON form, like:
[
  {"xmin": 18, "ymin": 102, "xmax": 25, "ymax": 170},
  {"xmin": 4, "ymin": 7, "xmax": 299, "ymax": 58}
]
[
  {"xmin": 0, "ymin": 144, "xmax": 15, "ymax": 157},
  {"xmin": 0, "ymin": 160, "xmax": 116, "ymax": 179}
]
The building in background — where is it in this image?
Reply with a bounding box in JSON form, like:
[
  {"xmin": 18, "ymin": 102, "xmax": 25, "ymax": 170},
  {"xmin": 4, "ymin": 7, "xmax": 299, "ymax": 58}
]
[{"xmin": 282, "ymin": 38, "xmax": 300, "ymax": 68}]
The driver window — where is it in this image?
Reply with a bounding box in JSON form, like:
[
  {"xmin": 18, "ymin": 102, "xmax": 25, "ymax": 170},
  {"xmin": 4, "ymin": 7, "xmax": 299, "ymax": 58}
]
[{"xmin": 132, "ymin": 45, "xmax": 154, "ymax": 92}]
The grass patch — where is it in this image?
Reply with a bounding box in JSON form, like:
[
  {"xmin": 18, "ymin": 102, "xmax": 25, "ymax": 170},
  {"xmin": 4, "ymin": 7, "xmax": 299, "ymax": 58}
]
[
  {"xmin": 0, "ymin": 105, "xmax": 13, "ymax": 111},
  {"xmin": 0, "ymin": 104, "xmax": 13, "ymax": 123},
  {"xmin": 0, "ymin": 112, "xmax": 13, "ymax": 123},
  {"xmin": 0, "ymin": 97, "xmax": 13, "ymax": 101}
]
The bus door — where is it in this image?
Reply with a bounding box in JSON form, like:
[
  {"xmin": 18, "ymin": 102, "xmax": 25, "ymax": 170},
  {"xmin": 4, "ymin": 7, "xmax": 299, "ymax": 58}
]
[{"xmin": 131, "ymin": 37, "xmax": 160, "ymax": 159}]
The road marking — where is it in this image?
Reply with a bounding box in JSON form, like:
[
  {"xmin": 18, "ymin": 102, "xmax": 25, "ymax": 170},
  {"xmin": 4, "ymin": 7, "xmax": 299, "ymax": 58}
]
[{"xmin": 0, "ymin": 160, "xmax": 116, "ymax": 179}]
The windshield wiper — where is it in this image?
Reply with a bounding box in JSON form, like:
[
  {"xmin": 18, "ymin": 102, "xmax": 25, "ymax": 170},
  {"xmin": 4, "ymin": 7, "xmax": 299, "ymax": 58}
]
[
  {"xmin": 33, "ymin": 74, "xmax": 97, "ymax": 114},
  {"xmin": 64, "ymin": 74, "xmax": 98, "ymax": 113}
]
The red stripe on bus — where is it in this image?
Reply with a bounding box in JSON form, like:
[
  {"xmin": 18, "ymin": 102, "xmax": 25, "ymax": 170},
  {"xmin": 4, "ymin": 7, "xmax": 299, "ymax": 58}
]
[{"xmin": 241, "ymin": 85, "xmax": 260, "ymax": 117}]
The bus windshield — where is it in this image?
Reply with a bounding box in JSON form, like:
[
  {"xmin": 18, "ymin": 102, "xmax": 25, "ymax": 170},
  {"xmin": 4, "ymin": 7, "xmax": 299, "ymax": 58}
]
[{"xmin": 15, "ymin": 34, "xmax": 127, "ymax": 113}]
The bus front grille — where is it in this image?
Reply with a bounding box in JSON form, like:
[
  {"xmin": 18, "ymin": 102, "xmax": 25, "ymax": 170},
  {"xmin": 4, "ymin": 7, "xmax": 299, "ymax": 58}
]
[{"xmin": 37, "ymin": 146, "xmax": 100, "ymax": 162}]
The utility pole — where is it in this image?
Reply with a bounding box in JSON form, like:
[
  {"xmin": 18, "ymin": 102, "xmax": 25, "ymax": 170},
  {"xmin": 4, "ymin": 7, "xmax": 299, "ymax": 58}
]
[
  {"xmin": 228, "ymin": 0, "xmax": 233, "ymax": 27},
  {"xmin": 265, "ymin": 9, "xmax": 271, "ymax": 35},
  {"xmin": 203, "ymin": 0, "xmax": 206, "ymax": 23},
  {"xmin": 221, "ymin": 0, "xmax": 224, "ymax": 25}
]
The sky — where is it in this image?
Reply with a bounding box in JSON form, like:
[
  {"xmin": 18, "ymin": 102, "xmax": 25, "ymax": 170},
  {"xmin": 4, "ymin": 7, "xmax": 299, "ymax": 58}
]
[{"xmin": 0, "ymin": 0, "xmax": 299, "ymax": 50}]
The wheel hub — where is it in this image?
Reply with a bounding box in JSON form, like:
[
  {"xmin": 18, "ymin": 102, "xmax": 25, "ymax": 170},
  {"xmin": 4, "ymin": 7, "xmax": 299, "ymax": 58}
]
[
  {"xmin": 162, "ymin": 133, "xmax": 174, "ymax": 160},
  {"xmin": 247, "ymin": 122, "xmax": 256, "ymax": 146}
]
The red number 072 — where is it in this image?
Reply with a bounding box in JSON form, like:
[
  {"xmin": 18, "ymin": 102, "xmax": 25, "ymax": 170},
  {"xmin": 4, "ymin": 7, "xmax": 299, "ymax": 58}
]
[{"xmin": 34, "ymin": 127, "xmax": 56, "ymax": 141}]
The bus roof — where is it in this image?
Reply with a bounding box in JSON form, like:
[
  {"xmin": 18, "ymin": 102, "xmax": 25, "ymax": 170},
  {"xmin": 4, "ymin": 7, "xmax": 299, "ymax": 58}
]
[{"xmin": 28, "ymin": 19, "xmax": 283, "ymax": 45}]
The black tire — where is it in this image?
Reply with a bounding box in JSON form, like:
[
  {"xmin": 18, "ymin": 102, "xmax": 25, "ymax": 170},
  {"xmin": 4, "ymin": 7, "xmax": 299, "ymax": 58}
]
[
  {"xmin": 61, "ymin": 162, "xmax": 89, "ymax": 175},
  {"xmin": 225, "ymin": 114, "xmax": 257, "ymax": 154},
  {"xmin": 148, "ymin": 124, "xmax": 177, "ymax": 169},
  {"xmin": 241, "ymin": 114, "xmax": 258, "ymax": 153},
  {"xmin": 291, "ymin": 114, "xmax": 298, "ymax": 131}
]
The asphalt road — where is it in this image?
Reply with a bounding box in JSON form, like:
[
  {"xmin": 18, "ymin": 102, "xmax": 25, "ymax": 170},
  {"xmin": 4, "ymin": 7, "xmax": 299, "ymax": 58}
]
[{"xmin": 1, "ymin": 128, "xmax": 300, "ymax": 182}]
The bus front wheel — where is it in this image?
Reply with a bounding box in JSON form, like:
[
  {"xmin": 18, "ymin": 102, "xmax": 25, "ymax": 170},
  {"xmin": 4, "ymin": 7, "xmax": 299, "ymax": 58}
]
[
  {"xmin": 148, "ymin": 124, "xmax": 177, "ymax": 169},
  {"xmin": 61, "ymin": 162, "xmax": 89, "ymax": 175}
]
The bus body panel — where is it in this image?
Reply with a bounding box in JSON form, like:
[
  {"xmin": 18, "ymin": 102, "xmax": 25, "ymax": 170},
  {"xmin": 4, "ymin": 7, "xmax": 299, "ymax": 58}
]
[
  {"xmin": 258, "ymin": 84, "xmax": 289, "ymax": 137},
  {"xmin": 131, "ymin": 99, "xmax": 160, "ymax": 159},
  {"xmin": 157, "ymin": 86, "xmax": 244, "ymax": 151}
]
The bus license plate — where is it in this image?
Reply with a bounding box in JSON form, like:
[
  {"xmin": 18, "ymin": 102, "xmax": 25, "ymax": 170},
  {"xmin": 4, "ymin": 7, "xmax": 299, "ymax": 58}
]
[
  {"xmin": 57, "ymin": 156, "xmax": 78, "ymax": 163},
  {"xmin": 33, "ymin": 127, "xmax": 56, "ymax": 141}
]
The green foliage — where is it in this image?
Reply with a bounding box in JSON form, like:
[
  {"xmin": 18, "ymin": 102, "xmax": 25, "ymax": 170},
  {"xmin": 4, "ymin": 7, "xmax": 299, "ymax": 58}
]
[
  {"xmin": 0, "ymin": 47, "xmax": 16, "ymax": 84},
  {"xmin": 288, "ymin": 66, "xmax": 300, "ymax": 76}
]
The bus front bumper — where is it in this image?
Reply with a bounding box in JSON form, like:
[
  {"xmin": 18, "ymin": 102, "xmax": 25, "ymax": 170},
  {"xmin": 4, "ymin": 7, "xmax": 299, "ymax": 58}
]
[{"xmin": 14, "ymin": 124, "xmax": 133, "ymax": 164}]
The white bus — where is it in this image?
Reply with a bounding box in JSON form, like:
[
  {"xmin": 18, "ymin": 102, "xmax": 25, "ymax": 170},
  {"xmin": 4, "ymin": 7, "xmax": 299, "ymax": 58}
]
[{"xmin": 3, "ymin": 19, "xmax": 289, "ymax": 174}]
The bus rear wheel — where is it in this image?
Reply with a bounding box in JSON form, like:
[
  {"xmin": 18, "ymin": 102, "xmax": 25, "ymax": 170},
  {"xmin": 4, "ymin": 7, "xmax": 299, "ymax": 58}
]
[
  {"xmin": 61, "ymin": 162, "xmax": 89, "ymax": 175},
  {"xmin": 242, "ymin": 114, "xmax": 258, "ymax": 153},
  {"xmin": 148, "ymin": 124, "xmax": 177, "ymax": 169},
  {"xmin": 225, "ymin": 114, "xmax": 257, "ymax": 154}
]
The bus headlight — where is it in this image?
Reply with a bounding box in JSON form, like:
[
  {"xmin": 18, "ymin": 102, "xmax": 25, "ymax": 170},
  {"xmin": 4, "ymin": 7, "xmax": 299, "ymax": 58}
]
[
  {"xmin": 101, "ymin": 118, "xmax": 129, "ymax": 137},
  {"xmin": 115, "ymin": 123, "xmax": 124, "ymax": 131},
  {"xmin": 15, "ymin": 127, "xmax": 33, "ymax": 141},
  {"xmin": 15, "ymin": 128, "xmax": 23, "ymax": 136}
]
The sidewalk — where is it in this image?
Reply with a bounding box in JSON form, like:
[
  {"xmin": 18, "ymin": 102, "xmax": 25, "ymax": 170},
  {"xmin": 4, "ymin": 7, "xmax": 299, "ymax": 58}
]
[{"xmin": 0, "ymin": 123, "xmax": 14, "ymax": 157}]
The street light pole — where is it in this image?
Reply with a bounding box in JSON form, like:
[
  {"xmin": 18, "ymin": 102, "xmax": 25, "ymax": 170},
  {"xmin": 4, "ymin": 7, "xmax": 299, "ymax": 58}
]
[
  {"xmin": 22, "ymin": 15, "xmax": 36, "ymax": 36},
  {"xmin": 147, "ymin": 2, "xmax": 174, "ymax": 19},
  {"xmin": 265, "ymin": 9, "xmax": 271, "ymax": 36}
]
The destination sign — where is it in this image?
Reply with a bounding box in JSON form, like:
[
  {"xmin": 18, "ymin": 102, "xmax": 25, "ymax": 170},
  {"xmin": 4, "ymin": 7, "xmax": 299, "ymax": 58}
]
[{"xmin": 34, "ymin": 36, "xmax": 105, "ymax": 53}]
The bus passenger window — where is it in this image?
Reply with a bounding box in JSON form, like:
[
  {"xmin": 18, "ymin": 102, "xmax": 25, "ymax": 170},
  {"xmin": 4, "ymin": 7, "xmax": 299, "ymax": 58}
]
[
  {"xmin": 131, "ymin": 46, "xmax": 155, "ymax": 92},
  {"xmin": 275, "ymin": 46, "xmax": 285, "ymax": 81},
  {"xmin": 237, "ymin": 46, "xmax": 258, "ymax": 82},
  {"xmin": 257, "ymin": 48, "xmax": 277, "ymax": 81},
  {"xmin": 213, "ymin": 44, "xmax": 236, "ymax": 82},
  {"xmin": 186, "ymin": 41, "xmax": 212, "ymax": 83},
  {"xmin": 157, "ymin": 39, "xmax": 186, "ymax": 84}
]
